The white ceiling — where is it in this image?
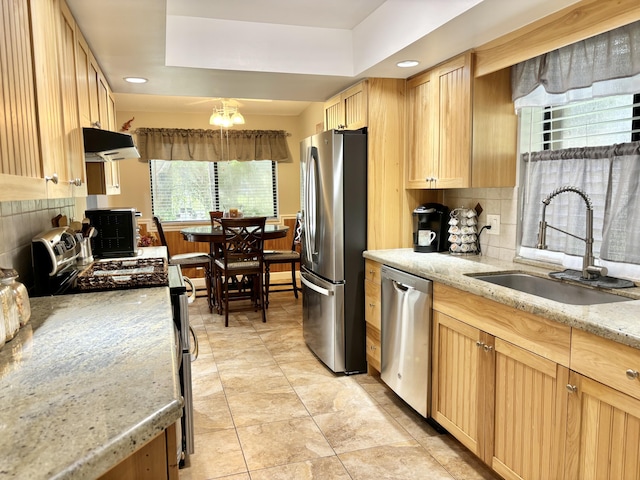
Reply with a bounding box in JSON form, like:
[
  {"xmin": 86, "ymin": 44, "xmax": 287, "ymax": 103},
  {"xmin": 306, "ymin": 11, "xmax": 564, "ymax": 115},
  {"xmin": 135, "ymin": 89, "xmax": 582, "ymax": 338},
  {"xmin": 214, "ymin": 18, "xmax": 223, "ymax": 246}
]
[{"xmin": 65, "ymin": 0, "xmax": 581, "ymax": 116}]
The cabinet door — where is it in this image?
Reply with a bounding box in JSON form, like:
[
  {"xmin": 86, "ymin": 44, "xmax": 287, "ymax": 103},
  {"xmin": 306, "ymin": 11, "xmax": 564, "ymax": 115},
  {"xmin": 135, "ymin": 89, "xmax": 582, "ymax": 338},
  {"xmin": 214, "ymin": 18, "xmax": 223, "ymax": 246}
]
[
  {"xmin": 342, "ymin": 81, "xmax": 367, "ymax": 130},
  {"xmin": 30, "ymin": 0, "xmax": 71, "ymax": 198},
  {"xmin": 58, "ymin": 0, "xmax": 86, "ymax": 195},
  {"xmin": 432, "ymin": 311, "xmax": 489, "ymax": 458},
  {"xmin": 76, "ymin": 31, "xmax": 92, "ymax": 128},
  {"xmin": 492, "ymin": 338, "xmax": 568, "ymax": 480},
  {"xmin": 365, "ymin": 323, "xmax": 381, "ymax": 373},
  {"xmin": 324, "ymin": 94, "xmax": 342, "ymax": 130},
  {"xmin": 433, "ymin": 53, "xmax": 471, "ymax": 188},
  {"xmin": 565, "ymin": 371, "xmax": 640, "ymax": 480},
  {"xmin": 406, "ymin": 71, "xmax": 437, "ymax": 188},
  {"xmin": 0, "ymin": 0, "xmax": 44, "ymax": 200}
]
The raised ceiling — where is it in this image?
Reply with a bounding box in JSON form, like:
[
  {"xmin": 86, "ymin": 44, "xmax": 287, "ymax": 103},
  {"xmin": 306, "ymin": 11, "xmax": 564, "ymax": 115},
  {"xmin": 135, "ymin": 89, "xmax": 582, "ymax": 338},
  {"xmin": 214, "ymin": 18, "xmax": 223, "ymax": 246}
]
[{"xmin": 65, "ymin": 0, "xmax": 581, "ymax": 116}]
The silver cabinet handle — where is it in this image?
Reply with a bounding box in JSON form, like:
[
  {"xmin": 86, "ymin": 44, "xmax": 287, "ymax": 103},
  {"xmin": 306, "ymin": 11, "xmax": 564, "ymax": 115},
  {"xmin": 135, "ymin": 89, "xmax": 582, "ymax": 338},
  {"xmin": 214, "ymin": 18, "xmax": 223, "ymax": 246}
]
[
  {"xmin": 566, "ymin": 384, "xmax": 578, "ymax": 393},
  {"xmin": 45, "ymin": 173, "xmax": 59, "ymax": 184},
  {"xmin": 626, "ymin": 369, "xmax": 639, "ymax": 380},
  {"xmin": 483, "ymin": 344, "xmax": 493, "ymax": 352},
  {"xmin": 476, "ymin": 340, "xmax": 484, "ymax": 348}
]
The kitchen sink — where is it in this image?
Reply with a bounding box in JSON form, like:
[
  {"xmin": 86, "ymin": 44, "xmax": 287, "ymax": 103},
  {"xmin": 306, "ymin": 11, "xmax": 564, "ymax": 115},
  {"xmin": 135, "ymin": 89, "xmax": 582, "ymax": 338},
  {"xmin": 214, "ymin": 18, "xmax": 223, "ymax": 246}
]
[{"xmin": 466, "ymin": 271, "xmax": 632, "ymax": 305}]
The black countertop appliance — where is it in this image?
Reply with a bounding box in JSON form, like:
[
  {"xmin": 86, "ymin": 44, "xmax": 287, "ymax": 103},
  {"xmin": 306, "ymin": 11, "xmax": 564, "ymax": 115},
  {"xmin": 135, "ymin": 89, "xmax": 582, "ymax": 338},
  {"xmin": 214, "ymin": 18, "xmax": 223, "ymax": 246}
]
[{"xmin": 412, "ymin": 203, "xmax": 449, "ymax": 252}]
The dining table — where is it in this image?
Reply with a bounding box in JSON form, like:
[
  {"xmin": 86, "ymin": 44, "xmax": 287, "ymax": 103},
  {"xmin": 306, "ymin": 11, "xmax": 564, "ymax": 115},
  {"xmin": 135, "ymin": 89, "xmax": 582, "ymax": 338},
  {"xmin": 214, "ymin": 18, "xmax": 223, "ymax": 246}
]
[
  {"xmin": 180, "ymin": 223, "xmax": 289, "ymax": 313},
  {"xmin": 180, "ymin": 224, "xmax": 289, "ymax": 244}
]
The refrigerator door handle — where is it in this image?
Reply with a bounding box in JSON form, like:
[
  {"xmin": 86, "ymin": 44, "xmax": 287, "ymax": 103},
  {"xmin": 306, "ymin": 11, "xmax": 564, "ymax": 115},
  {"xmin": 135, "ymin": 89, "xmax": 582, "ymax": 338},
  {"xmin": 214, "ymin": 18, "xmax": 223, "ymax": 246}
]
[
  {"xmin": 305, "ymin": 146, "xmax": 319, "ymax": 261},
  {"xmin": 300, "ymin": 273, "xmax": 334, "ymax": 296}
]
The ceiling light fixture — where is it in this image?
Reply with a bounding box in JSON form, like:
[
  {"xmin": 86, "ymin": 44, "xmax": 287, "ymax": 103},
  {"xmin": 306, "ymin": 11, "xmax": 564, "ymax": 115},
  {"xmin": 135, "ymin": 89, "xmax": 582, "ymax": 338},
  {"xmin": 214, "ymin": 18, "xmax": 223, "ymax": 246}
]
[
  {"xmin": 123, "ymin": 77, "xmax": 148, "ymax": 84},
  {"xmin": 209, "ymin": 100, "xmax": 245, "ymax": 128},
  {"xmin": 396, "ymin": 60, "xmax": 419, "ymax": 68}
]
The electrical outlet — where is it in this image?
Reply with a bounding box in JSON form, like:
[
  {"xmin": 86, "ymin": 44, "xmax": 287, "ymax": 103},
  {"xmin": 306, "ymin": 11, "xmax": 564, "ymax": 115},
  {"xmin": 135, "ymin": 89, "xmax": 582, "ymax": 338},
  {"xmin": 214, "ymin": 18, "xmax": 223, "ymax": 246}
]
[{"xmin": 487, "ymin": 214, "xmax": 500, "ymax": 235}]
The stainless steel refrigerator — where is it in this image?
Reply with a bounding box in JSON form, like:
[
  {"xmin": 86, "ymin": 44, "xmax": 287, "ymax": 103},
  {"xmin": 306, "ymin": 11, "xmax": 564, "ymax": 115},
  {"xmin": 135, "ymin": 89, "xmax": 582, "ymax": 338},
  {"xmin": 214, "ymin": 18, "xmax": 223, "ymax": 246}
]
[{"xmin": 300, "ymin": 128, "xmax": 367, "ymax": 374}]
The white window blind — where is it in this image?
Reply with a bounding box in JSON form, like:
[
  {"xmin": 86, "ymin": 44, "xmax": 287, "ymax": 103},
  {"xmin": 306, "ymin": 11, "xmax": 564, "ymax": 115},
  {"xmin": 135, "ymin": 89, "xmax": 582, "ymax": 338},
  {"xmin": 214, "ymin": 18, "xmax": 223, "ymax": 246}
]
[
  {"xmin": 520, "ymin": 95, "xmax": 639, "ymax": 151},
  {"xmin": 150, "ymin": 159, "xmax": 278, "ymax": 222}
]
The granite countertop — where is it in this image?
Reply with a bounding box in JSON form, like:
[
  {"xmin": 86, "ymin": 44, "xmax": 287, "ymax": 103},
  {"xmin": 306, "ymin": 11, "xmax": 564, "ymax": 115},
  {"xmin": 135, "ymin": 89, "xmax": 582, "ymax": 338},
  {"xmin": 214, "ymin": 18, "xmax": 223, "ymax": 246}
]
[
  {"xmin": 364, "ymin": 249, "xmax": 640, "ymax": 350},
  {"xmin": 0, "ymin": 287, "xmax": 182, "ymax": 480}
]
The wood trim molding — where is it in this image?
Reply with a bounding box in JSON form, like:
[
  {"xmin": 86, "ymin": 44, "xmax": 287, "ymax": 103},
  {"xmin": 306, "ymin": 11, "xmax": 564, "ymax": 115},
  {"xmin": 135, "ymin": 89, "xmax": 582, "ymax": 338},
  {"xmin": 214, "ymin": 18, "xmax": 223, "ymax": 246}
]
[{"xmin": 474, "ymin": 0, "xmax": 640, "ymax": 77}]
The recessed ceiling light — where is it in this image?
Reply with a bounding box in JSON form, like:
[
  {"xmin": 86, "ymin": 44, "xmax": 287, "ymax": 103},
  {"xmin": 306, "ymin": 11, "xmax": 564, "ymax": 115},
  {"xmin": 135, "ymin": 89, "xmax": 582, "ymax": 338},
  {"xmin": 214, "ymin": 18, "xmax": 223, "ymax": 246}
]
[
  {"xmin": 396, "ymin": 60, "xmax": 419, "ymax": 68},
  {"xmin": 124, "ymin": 77, "xmax": 148, "ymax": 84}
]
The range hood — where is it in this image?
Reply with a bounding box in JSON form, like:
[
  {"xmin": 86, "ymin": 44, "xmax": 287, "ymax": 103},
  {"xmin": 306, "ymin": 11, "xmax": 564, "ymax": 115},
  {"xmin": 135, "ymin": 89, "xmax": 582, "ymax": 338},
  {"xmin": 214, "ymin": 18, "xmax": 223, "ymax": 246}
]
[{"xmin": 83, "ymin": 127, "xmax": 140, "ymax": 162}]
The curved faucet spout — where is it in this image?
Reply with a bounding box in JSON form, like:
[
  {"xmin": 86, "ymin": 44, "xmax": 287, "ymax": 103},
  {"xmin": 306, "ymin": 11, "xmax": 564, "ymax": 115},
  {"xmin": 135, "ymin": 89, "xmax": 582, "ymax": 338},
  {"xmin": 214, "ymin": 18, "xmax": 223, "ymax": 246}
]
[{"xmin": 536, "ymin": 186, "xmax": 607, "ymax": 280}]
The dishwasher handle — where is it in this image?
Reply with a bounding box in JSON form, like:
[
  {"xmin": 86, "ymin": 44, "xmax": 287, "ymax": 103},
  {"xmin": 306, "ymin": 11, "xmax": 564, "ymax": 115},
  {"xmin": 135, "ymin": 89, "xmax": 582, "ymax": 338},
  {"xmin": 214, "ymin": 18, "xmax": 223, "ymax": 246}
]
[{"xmin": 392, "ymin": 280, "xmax": 414, "ymax": 293}]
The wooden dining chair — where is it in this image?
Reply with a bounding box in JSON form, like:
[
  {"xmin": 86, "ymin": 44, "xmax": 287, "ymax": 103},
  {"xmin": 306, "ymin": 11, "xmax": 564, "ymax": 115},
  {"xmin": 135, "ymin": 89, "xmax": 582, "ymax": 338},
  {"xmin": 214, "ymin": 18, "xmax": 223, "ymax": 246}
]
[
  {"xmin": 213, "ymin": 217, "xmax": 267, "ymax": 326},
  {"xmin": 263, "ymin": 212, "xmax": 302, "ymax": 308},
  {"xmin": 153, "ymin": 216, "xmax": 211, "ymax": 303},
  {"xmin": 207, "ymin": 211, "xmax": 224, "ymax": 311}
]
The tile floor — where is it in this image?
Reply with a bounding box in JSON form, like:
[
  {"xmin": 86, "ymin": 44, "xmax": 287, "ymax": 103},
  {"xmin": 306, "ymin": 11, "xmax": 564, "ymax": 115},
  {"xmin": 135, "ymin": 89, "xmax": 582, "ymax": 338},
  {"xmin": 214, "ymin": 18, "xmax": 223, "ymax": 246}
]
[{"xmin": 179, "ymin": 291, "xmax": 501, "ymax": 480}]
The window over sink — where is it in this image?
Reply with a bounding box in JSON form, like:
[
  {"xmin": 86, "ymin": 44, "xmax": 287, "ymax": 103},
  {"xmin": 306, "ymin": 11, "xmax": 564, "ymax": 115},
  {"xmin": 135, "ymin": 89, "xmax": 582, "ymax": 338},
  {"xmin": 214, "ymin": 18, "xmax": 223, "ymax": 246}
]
[
  {"xmin": 517, "ymin": 94, "xmax": 640, "ymax": 279},
  {"xmin": 149, "ymin": 159, "xmax": 278, "ymax": 222}
]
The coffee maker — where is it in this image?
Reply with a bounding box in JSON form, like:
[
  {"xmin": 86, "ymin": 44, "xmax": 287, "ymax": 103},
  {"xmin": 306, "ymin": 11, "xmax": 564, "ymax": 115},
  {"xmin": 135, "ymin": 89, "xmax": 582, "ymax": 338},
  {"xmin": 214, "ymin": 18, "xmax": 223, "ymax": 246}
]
[{"xmin": 412, "ymin": 203, "xmax": 449, "ymax": 252}]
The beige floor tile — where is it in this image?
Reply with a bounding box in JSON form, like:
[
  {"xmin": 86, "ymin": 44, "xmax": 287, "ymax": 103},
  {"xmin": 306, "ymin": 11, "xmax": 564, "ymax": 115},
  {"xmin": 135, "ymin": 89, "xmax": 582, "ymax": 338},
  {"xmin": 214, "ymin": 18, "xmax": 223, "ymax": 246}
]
[
  {"xmin": 191, "ymin": 355, "xmax": 218, "ymax": 379},
  {"xmin": 268, "ymin": 342, "xmax": 318, "ymax": 364},
  {"xmin": 294, "ymin": 377, "xmax": 377, "ymax": 415},
  {"xmin": 193, "ymin": 392, "xmax": 234, "ymax": 434},
  {"xmin": 180, "ymin": 428, "xmax": 247, "ymax": 479},
  {"xmin": 213, "ymin": 345, "xmax": 277, "ymax": 371},
  {"xmin": 208, "ymin": 332, "xmax": 265, "ymax": 349},
  {"xmin": 249, "ymin": 456, "xmax": 351, "ymax": 480},
  {"xmin": 422, "ymin": 435, "xmax": 501, "ymax": 480},
  {"xmin": 258, "ymin": 327, "xmax": 304, "ymax": 345},
  {"xmin": 226, "ymin": 387, "xmax": 309, "ymax": 427},
  {"xmin": 218, "ymin": 364, "xmax": 291, "ymax": 396},
  {"xmin": 339, "ymin": 442, "xmax": 455, "ymax": 480},
  {"xmin": 279, "ymin": 359, "xmax": 341, "ymax": 387},
  {"xmin": 192, "ymin": 369, "xmax": 223, "ymax": 398},
  {"xmin": 313, "ymin": 404, "xmax": 413, "ymax": 454},
  {"xmin": 236, "ymin": 417, "xmax": 335, "ymax": 470}
]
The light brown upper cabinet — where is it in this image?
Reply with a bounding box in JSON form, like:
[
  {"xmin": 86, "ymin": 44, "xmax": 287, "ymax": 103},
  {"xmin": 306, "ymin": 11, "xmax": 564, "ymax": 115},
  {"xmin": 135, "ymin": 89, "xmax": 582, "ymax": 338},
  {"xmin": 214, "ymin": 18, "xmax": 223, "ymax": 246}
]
[
  {"xmin": 0, "ymin": 0, "xmax": 44, "ymax": 201},
  {"xmin": 324, "ymin": 81, "xmax": 368, "ymax": 131},
  {"xmin": 406, "ymin": 51, "xmax": 516, "ymax": 190},
  {"xmin": 0, "ymin": 0, "xmax": 93, "ymax": 200},
  {"xmin": 58, "ymin": 0, "xmax": 86, "ymax": 196},
  {"xmin": 76, "ymin": 22, "xmax": 121, "ymax": 195}
]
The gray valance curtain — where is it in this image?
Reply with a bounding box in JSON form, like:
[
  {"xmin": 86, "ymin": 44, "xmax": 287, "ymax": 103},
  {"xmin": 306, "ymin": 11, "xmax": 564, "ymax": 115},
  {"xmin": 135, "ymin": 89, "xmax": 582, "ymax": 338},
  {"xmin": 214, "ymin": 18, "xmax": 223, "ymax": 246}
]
[
  {"xmin": 135, "ymin": 128, "xmax": 292, "ymax": 162},
  {"xmin": 512, "ymin": 20, "xmax": 640, "ymax": 106}
]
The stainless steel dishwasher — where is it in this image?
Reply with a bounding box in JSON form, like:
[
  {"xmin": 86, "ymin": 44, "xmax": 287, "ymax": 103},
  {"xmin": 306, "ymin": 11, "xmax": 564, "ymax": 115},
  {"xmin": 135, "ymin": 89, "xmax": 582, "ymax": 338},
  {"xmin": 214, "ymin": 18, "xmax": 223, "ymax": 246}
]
[{"xmin": 381, "ymin": 265, "xmax": 433, "ymax": 418}]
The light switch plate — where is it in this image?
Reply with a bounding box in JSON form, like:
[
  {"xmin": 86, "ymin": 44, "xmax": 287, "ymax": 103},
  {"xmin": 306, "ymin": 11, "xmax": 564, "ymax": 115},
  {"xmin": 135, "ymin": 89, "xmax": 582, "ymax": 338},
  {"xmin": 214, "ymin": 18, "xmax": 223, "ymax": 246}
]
[{"xmin": 487, "ymin": 214, "xmax": 500, "ymax": 235}]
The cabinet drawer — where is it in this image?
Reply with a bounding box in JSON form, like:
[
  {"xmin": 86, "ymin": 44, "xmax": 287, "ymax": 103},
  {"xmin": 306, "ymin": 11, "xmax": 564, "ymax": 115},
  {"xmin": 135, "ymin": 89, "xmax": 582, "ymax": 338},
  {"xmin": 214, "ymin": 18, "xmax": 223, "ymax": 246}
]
[
  {"xmin": 433, "ymin": 282, "xmax": 571, "ymax": 366},
  {"xmin": 365, "ymin": 279, "xmax": 381, "ymax": 329},
  {"xmin": 365, "ymin": 259, "xmax": 381, "ymax": 284},
  {"xmin": 366, "ymin": 323, "xmax": 381, "ymax": 372},
  {"xmin": 571, "ymin": 328, "xmax": 640, "ymax": 402}
]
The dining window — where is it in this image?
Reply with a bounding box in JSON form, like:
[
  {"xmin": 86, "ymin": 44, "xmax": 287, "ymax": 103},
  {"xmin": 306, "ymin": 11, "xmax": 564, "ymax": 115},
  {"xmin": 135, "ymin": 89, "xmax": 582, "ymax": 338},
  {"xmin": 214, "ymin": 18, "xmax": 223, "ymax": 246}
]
[{"xmin": 150, "ymin": 159, "xmax": 278, "ymax": 222}]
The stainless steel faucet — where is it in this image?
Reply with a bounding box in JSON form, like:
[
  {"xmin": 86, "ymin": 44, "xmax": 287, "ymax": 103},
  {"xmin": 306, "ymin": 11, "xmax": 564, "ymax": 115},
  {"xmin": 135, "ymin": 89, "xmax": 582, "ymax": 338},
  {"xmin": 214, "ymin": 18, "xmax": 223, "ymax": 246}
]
[{"xmin": 536, "ymin": 186, "xmax": 608, "ymax": 280}]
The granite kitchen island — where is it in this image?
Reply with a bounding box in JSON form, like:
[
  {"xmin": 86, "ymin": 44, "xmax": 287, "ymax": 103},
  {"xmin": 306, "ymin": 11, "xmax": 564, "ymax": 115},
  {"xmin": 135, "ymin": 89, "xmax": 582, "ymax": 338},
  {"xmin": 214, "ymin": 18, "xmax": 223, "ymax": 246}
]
[{"xmin": 0, "ymin": 287, "xmax": 182, "ymax": 479}]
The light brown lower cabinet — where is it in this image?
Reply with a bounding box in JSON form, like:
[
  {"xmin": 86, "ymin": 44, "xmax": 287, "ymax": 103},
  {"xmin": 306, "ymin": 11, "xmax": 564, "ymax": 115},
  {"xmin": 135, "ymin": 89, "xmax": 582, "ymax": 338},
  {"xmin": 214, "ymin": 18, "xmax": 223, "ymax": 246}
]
[
  {"xmin": 98, "ymin": 423, "xmax": 179, "ymax": 480},
  {"xmin": 564, "ymin": 371, "xmax": 640, "ymax": 480},
  {"xmin": 364, "ymin": 259, "xmax": 382, "ymax": 374},
  {"xmin": 432, "ymin": 311, "xmax": 568, "ymax": 480},
  {"xmin": 433, "ymin": 282, "xmax": 640, "ymax": 480}
]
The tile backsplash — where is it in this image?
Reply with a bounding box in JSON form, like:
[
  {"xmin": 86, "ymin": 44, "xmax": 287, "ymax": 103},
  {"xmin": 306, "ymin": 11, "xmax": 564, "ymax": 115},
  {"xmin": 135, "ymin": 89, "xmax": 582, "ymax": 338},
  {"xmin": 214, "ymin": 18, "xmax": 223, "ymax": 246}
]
[
  {"xmin": 0, "ymin": 198, "xmax": 77, "ymax": 290},
  {"xmin": 443, "ymin": 187, "xmax": 518, "ymax": 261}
]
